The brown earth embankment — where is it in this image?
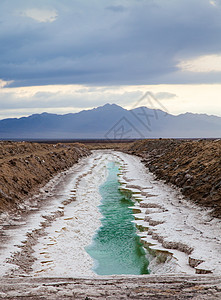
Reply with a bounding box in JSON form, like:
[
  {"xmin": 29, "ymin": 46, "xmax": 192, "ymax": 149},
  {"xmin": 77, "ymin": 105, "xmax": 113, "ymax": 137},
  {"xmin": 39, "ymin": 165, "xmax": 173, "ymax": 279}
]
[
  {"xmin": 0, "ymin": 141, "xmax": 90, "ymax": 213},
  {"xmin": 126, "ymin": 139, "xmax": 221, "ymax": 218}
]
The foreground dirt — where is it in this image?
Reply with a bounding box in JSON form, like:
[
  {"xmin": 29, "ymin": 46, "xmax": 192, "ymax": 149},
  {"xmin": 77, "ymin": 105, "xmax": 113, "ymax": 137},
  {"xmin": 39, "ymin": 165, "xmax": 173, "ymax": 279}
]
[
  {"xmin": 125, "ymin": 139, "xmax": 221, "ymax": 218},
  {"xmin": 0, "ymin": 141, "xmax": 90, "ymax": 213},
  {"xmin": 0, "ymin": 275, "xmax": 220, "ymax": 299}
]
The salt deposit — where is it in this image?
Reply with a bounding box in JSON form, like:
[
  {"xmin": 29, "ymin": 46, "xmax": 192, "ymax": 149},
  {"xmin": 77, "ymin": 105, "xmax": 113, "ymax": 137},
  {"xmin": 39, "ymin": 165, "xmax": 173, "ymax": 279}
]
[{"xmin": 0, "ymin": 150, "xmax": 221, "ymax": 277}]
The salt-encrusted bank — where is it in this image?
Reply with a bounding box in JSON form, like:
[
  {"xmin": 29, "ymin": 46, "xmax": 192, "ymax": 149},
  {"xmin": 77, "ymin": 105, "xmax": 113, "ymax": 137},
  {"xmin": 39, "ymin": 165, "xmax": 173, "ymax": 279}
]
[
  {"xmin": 0, "ymin": 150, "xmax": 221, "ymax": 277},
  {"xmin": 31, "ymin": 152, "xmax": 112, "ymax": 277},
  {"xmin": 115, "ymin": 151, "xmax": 221, "ymax": 275}
]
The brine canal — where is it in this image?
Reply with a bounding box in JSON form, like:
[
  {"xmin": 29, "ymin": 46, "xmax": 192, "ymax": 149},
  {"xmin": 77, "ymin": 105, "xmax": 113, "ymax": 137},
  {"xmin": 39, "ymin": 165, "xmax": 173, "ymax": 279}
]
[{"xmin": 86, "ymin": 161, "xmax": 149, "ymax": 275}]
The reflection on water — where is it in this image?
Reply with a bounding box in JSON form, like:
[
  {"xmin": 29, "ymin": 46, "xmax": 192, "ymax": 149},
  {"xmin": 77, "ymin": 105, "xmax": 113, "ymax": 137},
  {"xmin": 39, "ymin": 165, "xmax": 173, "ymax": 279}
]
[{"xmin": 86, "ymin": 162, "xmax": 149, "ymax": 275}]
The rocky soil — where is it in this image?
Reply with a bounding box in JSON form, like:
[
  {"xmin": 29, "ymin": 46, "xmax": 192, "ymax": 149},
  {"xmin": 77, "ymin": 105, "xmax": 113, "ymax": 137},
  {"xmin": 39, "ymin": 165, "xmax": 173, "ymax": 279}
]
[
  {"xmin": 126, "ymin": 139, "xmax": 221, "ymax": 218},
  {"xmin": 0, "ymin": 275, "xmax": 220, "ymax": 299},
  {"xmin": 0, "ymin": 141, "xmax": 90, "ymax": 213}
]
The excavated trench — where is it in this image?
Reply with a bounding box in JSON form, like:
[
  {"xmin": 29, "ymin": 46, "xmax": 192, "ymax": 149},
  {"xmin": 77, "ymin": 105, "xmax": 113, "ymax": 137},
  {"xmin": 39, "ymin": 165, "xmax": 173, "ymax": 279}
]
[{"xmin": 0, "ymin": 150, "xmax": 221, "ymax": 282}]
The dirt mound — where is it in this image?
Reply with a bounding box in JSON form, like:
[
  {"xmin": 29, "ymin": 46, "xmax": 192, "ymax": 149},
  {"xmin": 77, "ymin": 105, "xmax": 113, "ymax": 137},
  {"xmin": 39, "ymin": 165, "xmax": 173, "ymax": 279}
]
[
  {"xmin": 126, "ymin": 139, "xmax": 221, "ymax": 218},
  {"xmin": 0, "ymin": 141, "xmax": 90, "ymax": 213}
]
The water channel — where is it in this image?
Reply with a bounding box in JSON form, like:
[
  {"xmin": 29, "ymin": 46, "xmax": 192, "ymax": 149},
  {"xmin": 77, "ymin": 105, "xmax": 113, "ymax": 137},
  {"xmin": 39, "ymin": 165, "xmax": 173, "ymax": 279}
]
[
  {"xmin": 3, "ymin": 151, "xmax": 219, "ymax": 277},
  {"xmin": 86, "ymin": 161, "xmax": 149, "ymax": 275}
]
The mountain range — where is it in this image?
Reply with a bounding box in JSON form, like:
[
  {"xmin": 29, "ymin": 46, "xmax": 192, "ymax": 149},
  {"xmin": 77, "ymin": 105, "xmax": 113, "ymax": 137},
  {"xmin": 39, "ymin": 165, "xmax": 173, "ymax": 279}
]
[{"xmin": 0, "ymin": 104, "xmax": 220, "ymax": 139}]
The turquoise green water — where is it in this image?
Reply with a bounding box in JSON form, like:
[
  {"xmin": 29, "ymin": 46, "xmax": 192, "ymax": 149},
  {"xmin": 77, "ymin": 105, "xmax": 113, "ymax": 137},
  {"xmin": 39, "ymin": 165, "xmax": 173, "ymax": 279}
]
[{"xmin": 86, "ymin": 162, "xmax": 149, "ymax": 275}]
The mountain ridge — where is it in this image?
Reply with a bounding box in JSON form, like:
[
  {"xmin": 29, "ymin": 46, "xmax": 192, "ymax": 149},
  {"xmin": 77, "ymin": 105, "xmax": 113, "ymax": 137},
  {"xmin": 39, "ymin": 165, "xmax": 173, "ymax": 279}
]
[{"xmin": 0, "ymin": 104, "xmax": 220, "ymax": 139}]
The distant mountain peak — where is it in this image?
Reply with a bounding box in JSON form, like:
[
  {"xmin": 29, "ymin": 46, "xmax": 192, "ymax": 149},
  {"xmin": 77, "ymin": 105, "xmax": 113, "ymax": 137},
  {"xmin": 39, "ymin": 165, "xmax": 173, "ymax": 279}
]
[
  {"xmin": 101, "ymin": 103, "xmax": 124, "ymax": 109},
  {"xmin": 92, "ymin": 103, "xmax": 126, "ymax": 113},
  {"xmin": 104, "ymin": 103, "xmax": 120, "ymax": 107},
  {"xmin": 0, "ymin": 103, "xmax": 220, "ymax": 139},
  {"xmin": 41, "ymin": 112, "xmax": 50, "ymax": 115}
]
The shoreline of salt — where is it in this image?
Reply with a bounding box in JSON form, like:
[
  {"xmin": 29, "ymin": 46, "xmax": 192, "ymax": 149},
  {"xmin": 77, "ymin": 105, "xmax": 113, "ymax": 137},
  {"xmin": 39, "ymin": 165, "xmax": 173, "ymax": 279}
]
[
  {"xmin": 0, "ymin": 150, "xmax": 220, "ymax": 277},
  {"xmin": 115, "ymin": 151, "xmax": 221, "ymax": 275}
]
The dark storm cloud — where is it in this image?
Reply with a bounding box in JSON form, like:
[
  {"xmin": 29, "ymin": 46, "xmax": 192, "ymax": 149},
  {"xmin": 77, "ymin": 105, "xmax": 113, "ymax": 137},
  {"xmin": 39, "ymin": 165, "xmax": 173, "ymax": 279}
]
[{"xmin": 0, "ymin": 0, "xmax": 221, "ymax": 87}]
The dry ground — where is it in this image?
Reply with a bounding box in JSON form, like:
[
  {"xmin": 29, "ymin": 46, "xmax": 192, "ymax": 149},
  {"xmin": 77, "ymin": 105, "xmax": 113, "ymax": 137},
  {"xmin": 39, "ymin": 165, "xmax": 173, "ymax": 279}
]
[
  {"xmin": 0, "ymin": 139, "xmax": 221, "ymax": 299},
  {"xmin": 0, "ymin": 141, "xmax": 90, "ymax": 213},
  {"xmin": 125, "ymin": 139, "xmax": 221, "ymax": 218},
  {"xmin": 1, "ymin": 139, "xmax": 220, "ymax": 217},
  {"xmin": 0, "ymin": 275, "xmax": 220, "ymax": 299}
]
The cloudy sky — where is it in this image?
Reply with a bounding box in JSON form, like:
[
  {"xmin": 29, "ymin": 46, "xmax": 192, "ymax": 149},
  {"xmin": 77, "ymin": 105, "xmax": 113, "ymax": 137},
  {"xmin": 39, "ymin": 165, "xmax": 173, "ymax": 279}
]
[{"xmin": 0, "ymin": 0, "xmax": 221, "ymax": 119}]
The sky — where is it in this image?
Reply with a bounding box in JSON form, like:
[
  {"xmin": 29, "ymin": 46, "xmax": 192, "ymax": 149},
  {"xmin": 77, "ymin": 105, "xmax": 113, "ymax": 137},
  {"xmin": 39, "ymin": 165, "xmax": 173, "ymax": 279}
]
[{"xmin": 0, "ymin": 0, "xmax": 221, "ymax": 119}]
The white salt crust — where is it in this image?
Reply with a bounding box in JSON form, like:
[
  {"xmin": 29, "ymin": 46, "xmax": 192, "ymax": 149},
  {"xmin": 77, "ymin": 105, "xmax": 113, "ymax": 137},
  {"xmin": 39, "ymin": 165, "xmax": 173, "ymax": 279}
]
[{"xmin": 0, "ymin": 150, "xmax": 220, "ymax": 276}]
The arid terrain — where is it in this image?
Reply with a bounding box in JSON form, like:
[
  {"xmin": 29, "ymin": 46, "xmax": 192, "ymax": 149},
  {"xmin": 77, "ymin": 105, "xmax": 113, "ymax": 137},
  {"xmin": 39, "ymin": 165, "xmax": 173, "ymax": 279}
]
[
  {"xmin": 1, "ymin": 139, "xmax": 220, "ymax": 218},
  {"xmin": 125, "ymin": 139, "xmax": 221, "ymax": 218},
  {"xmin": 0, "ymin": 275, "xmax": 220, "ymax": 299},
  {"xmin": 0, "ymin": 139, "xmax": 220, "ymax": 299},
  {"xmin": 0, "ymin": 141, "xmax": 90, "ymax": 213}
]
